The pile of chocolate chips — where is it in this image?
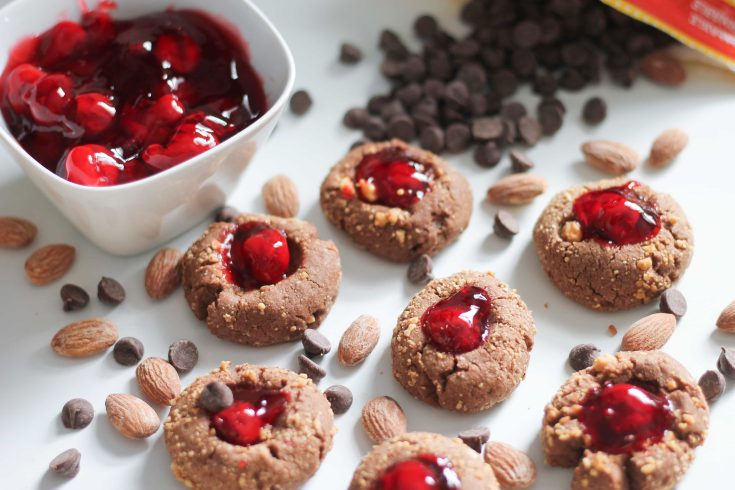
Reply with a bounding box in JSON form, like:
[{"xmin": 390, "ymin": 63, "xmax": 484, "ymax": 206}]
[{"xmin": 342, "ymin": 0, "xmax": 676, "ymax": 167}]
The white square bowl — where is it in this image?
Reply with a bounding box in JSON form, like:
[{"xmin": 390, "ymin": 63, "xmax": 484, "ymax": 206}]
[{"xmin": 0, "ymin": 0, "xmax": 295, "ymax": 255}]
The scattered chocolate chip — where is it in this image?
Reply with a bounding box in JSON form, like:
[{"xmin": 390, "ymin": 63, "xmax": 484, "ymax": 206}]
[
  {"xmin": 289, "ymin": 90, "xmax": 312, "ymax": 115},
  {"xmin": 112, "ymin": 337, "xmax": 144, "ymax": 366},
  {"xmin": 367, "ymin": 94, "xmax": 390, "ymax": 114},
  {"xmin": 380, "ymin": 100, "xmax": 405, "ymax": 121},
  {"xmin": 423, "ymin": 79, "xmax": 444, "ymax": 99},
  {"xmin": 379, "ymin": 29, "xmax": 409, "ymax": 60},
  {"xmin": 699, "ymin": 370, "xmax": 726, "ymax": 403},
  {"xmin": 517, "ymin": 116, "xmax": 542, "ymax": 145},
  {"xmin": 473, "ymin": 141, "xmax": 501, "ymax": 168},
  {"xmin": 339, "ymin": 42, "xmax": 363, "ymax": 64},
  {"xmin": 324, "ymin": 385, "xmax": 353, "ymax": 414},
  {"xmin": 363, "ymin": 116, "xmax": 387, "ymax": 140},
  {"xmin": 302, "ymin": 329, "xmax": 332, "ymax": 357},
  {"xmin": 98, "ymin": 276, "xmax": 125, "ymax": 305},
  {"xmin": 61, "ymin": 398, "xmax": 94, "ymax": 429},
  {"xmin": 471, "ymin": 117, "xmax": 503, "ymax": 141},
  {"xmin": 490, "ymin": 69, "xmax": 518, "ymax": 98},
  {"xmin": 444, "ymin": 80, "xmax": 469, "ymax": 108},
  {"xmin": 457, "ymin": 63, "xmax": 487, "ymax": 93},
  {"xmin": 532, "ymin": 72, "xmax": 558, "ymax": 96},
  {"xmin": 493, "ymin": 210, "xmax": 519, "ymax": 239},
  {"xmin": 582, "ymin": 97, "xmax": 607, "ymax": 125},
  {"xmin": 500, "ymin": 102, "xmax": 527, "ymax": 122},
  {"xmin": 468, "ymin": 93, "xmax": 489, "ymax": 116},
  {"xmin": 718, "ymin": 347, "xmax": 735, "ymax": 379},
  {"xmin": 538, "ymin": 105, "xmax": 564, "ymax": 136},
  {"xmin": 396, "ymin": 83, "xmax": 423, "ymax": 106},
  {"xmin": 446, "ymin": 123, "xmax": 471, "ymax": 153},
  {"xmin": 501, "ymin": 119, "xmax": 517, "ymax": 146},
  {"xmin": 512, "ymin": 20, "xmax": 542, "ymax": 49},
  {"xmin": 298, "ymin": 354, "xmax": 326, "ymax": 383},
  {"xmin": 458, "ymin": 426, "xmax": 490, "ymax": 453},
  {"xmin": 511, "ymin": 48, "xmax": 537, "ymax": 77},
  {"xmin": 387, "ymin": 115, "xmax": 417, "ymax": 141},
  {"xmin": 568, "ymin": 344, "xmax": 601, "ymax": 371},
  {"xmin": 419, "ymin": 126, "xmax": 445, "ymax": 153},
  {"xmin": 509, "ymin": 150, "xmax": 534, "ymax": 173},
  {"xmin": 168, "ymin": 339, "xmax": 199, "ymax": 373},
  {"xmin": 659, "ymin": 288, "xmax": 687, "ymax": 318},
  {"xmin": 60, "ymin": 284, "xmax": 89, "ymax": 312},
  {"xmin": 407, "ymin": 254, "xmax": 433, "ymax": 284},
  {"xmin": 214, "ymin": 205, "xmax": 238, "ymax": 223},
  {"xmin": 343, "ymin": 108, "xmax": 370, "ymax": 129},
  {"xmin": 199, "ymin": 380, "xmax": 234, "ymax": 413},
  {"xmin": 49, "ymin": 449, "xmax": 81, "ymax": 478}
]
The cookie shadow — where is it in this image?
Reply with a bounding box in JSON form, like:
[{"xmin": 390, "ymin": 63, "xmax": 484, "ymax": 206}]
[
  {"xmin": 94, "ymin": 414, "xmax": 155, "ymax": 458},
  {"xmin": 135, "ymin": 431, "xmax": 179, "ymax": 488},
  {"xmin": 36, "ymin": 471, "xmax": 76, "ymax": 490},
  {"xmin": 570, "ymin": 159, "xmax": 613, "ymax": 182}
]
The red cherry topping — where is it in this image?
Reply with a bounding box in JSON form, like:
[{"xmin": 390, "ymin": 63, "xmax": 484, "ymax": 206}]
[
  {"xmin": 64, "ymin": 144, "xmax": 122, "ymax": 186},
  {"xmin": 74, "ymin": 93, "xmax": 116, "ymax": 136},
  {"xmin": 420, "ymin": 286, "xmax": 491, "ymax": 354},
  {"xmin": 37, "ymin": 21, "xmax": 87, "ymax": 67},
  {"xmin": 354, "ymin": 149, "xmax": 433, "ymax": 209},
  {"xmin": 222, "ymin": 222, "xmax": 294, "ymax": 289},
  {"xmin": 3, "ymin": 63, "xmax": 45, "ymax": 113},
  {"xmin": 154, "ymin": 33, "xmax": 202, "ymax": 74},
  {"xmin": 211, "ymin": 390, "xmax": 289, "ymax": 447},
  {"xmin": 142, "ymin": 117, "xmax": 219, "ymax": 170},
  {"xmin": 28, "ymin": 73, "xmax": 74, "ymax": 125},
  {"xmin": 572, "ymin": 180, "xmax": 661, "ymax": 246},
  {"xmin": 579, "ymin": 383, "xmax": 674, "ymax": 455},
  {"xmin": 379, "ymin": 454, "xmax": 461, "ymax": 490}
]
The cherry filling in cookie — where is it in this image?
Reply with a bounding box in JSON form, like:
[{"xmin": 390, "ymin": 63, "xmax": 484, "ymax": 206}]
[
  {"xmin": 378, "ymin": 454, "xmax": 461, "ymax": 490},
  {"xmin": 354, "ymin": 148, "xmax": 434, "ymax": 209},
  {"xmin": 220, "ymin": 221, "xmax": 300, "ymax": 289},
  {"xmin": 572, "ymin": 180, "xmax": 661, "ymax": 246},
  {"xmin": 579, "ymin": 382, "xmax": 673, "ymax": 455},
  {"xmin": 210, "ymin": 388, "xmax": 289, "ymax": 447},
  {"xmin": 420, "ymin": 286, "xmax": 491, "ymax": 354}
]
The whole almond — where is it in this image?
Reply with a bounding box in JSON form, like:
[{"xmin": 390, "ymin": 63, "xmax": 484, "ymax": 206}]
[
  {"xmin": 640, "ymin": 51, "xmax": 686, "ymax": 86},
  {"xmin": 716, "ymin": 300, "xmax": 735, "ymax": 333},
  {"xmin": 338, "ymin": 314, "xmax": 380, "ymax": 366},
  {"xmin": 582, "ymin": 140, "xmax": 640, "ymax": 174},
  {"xmin": 51, "ymin": 318, "xmax": 118, "ymax": 357},
  {"xmin": 649, "ymin": 128, "xmax": 688, "ymax": 168},
  {"xmin": 0, "ymin": 217, "xmax": 37, "ymax": 248},
  {"xmin": 105, "ymin": 393, "xmax": 160, "ymax": 439},
  {"xmin": 487, "ymin": 174, "xmax": 547, "ymax": 205},
  {"xmin": 144, "ymin": 248, "xmax": 182, "ymax": 300},
  {"xmin": 263, "ymin": 174, "xmax": 299, "ymax": 218},
  {"xmin": 484, "ymin": 441, "xmax": 537, "ymax": 490},
  {"xmin": 361, "ymin": 396, "xmax": 407, "ymax": 444},
  {"xmin": 621, "ymin": 313, "xmax": 676, "ymax": 351},
  {"xmin": 24, "ymin": 244, "xmax": 75, "ymax": 285},
  {"xmin": 136, "ymin": 357, "xmax": 181, "ymax": 405}
]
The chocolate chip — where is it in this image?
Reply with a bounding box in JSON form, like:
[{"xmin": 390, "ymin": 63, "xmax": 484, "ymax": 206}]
[
  {"xmin": 400, "ymin": 56, "xmax": 426, "ymax": 82},
  {"xmin": 407, "ymin": 254, "xmax": 433, "ymax": 284},
  {"xmin": 568, "ymin": 344, "xmax": 601, "ymax": 371},
  {"xmin": 367, "ymin": 94, "xmax": 390, "ymax": 114},
  {"xmin": 539, "ymin": 97, "xmax": 566, "ymax": 115},
  {"xmin": 699, "ymin": 370, "xmax": 726, "ymax": 403},
  {"xmin": 214, "ymin": 205, "xmax": 238, "ymax": 223},
  {"xmin": 423, "ymin": 79, "xmax": 445, "ymax": 99},
  {"xmin": 510, "ymin": 150, "xmax": 535, "ymax": 173},
  {"xmin": 538, "ymin": 105, "xmax": 564, "ymax": 136},
  {"xmin": 298, "ymin": 354, "xmax": 326, "ymax": 383},
  {"xmin": 443, "ymin": 80, "xmax": 469, "ymax": 108},
  {"xmin": 49, "ymin": 449, "xmax": 81, "ymax": 478},
  {"xmin": 379, "ymin": 29, "xmax": 409, "ymax": 60},
  {"xmin": 659, "ymin": 288, "xmax": 687, "ymax": 318},
  {"xmin": 449, "ymin": 39, "xmax": 480, "ymax": 59},
  {"xmin": 302, "ymin": 329, "xmax": 332, "ymax": 357},
  {"xmin": 481, "ymin": 47, "xmax": 505, "ymax": 69},
  {"xmin": 510, "ymin": 48, "xmax": 536, "ymax": 77},
  {"xmin": 380, "ymin": 100, "xmax": 405, "ymax": 121},
  {"xmin": 501, "ymin": 119, "xmax": 517, "ymax": 146},
  {"xmin": 517, "ymin": 116, "xmax": 542, "ymax": 145},
  {"xmin": 324, "ymin": 385, "xmax": 353, "ymax": 415},
  {"xmin": 387, "ymin": 115, "xmax": 416, "ymax": 141},
  {"xmin": 582, "ymin": 97, "xmax": 607, "ymax": 125},
  {"xmin": 419, "ymin": 126, "xmax": 445, "ymax": 153},
  {"xmin": 473, "ymin": 142, "xmax": 501, "ymax": 168},
  {"xmin": 339, "ymin": 42, "xmax": 362, "ymax": 64},
  {"xmin": 199, "ymin": 380, "xmax": 234, "ymax": 413},
  {"xmin": 532, "ymin": 72, "xmax": 558, "ymax": 96},
  {"xmin": 168, "ymin": 339, "xmax": 199, "ymax": 373},
  {"xmin": 445, "ymin": 123, "xmax": 471, "ymax": 153},
  {"xmin": 289, "ymin": 89, "xmax": 312, "ymax": 115},
  {"xmin": 493, "ymin": 210, "xmax": 519, "ymax": 239},
  {"xmin": 458, "ymin": 426, "xmax": 490, "ymax": 453},
  {"xmin": 456, "ymin": 63, "xmax": 487, "ymax": 93},
  {"xmin": 718, "ymin": 347, "xmax": 735, "ymax": 379},
  {"xmin": 396, "ymin": 83, "xmax": 423, "ymax": 107},
  {"xmin": 561, "ymin": 43, "xmax": 590, "ymax": 67},
  {"xmin": 112, "ymin": 337, "xmax": 144, "ymax": 366},
  {"xmin": 500, "ymin": 102, "xmax": 527, "ymax": 122},
  {"xmin": 363, "ymin": 116, "xmax": 387, "ymax": 140},
  {"xmin": 512, "ymin": 20, "xmax": 542, "ymax": 49},
  {"xmin": 343, "ymin": 108, "xmax": 370, "ymax": 129},
  {"xmin": 471, "ymin": 117, "xmax": 504, "ymax": 141},
  {"xmin": 61, "ymin": 398, "xmax": 94, "ymax": 429},
  {"xmin": 490, "ymin": 69, "xmax": 518, "ymax": 98},
  {"xmin": 468, "ymin": 93, "xmax": 488, "ymax": 117},
  {"xmin": 60, "ymin": 284, "xmax": 89, "ymax": 312},
  {"xmin": 98, "ymin": 276, "xmax": 125, "ymax": 305},
  {"xmin": 559, "ymin": 68, "xmax": 587, "ymax": 91}
]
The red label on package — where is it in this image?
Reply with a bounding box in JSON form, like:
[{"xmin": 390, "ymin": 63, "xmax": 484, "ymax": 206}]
[{"xmin": 602, "ymin": 0, "xmax": 735, "ymax": 67}]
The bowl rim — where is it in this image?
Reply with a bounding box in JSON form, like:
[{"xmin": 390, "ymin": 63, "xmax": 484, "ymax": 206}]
[{"xmin": 0, "ymin": 0, "xmax": 296, "ymax": 194}]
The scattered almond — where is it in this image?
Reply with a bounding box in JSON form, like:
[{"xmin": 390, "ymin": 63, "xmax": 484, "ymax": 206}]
[
  {"xmin": 649, "ymin": 128, "xmax": 688, "ymax": 168},
  {"xmin": 640, "ymin": 51, "xmax": 686, "ymax": 86},
  {"xmin": 716, "ymin": 300, "xmax": 735, "ymax": 333},
  {"xmin": 263, "ymin": 174, "xmax": 300, "ymax": 218},
  {"xmin": 581, "ymin": 140, "xmax": 639, "ymax": 174},
  {"xmin": 0, "ymin": 217, "xmax": 37, "ymax": 248},
  {"xmin": 24, "ymin": 244, "xmax": 75, "ymax": 285},
  {"xmin": 621, "ymin": 313, "xmax": 676, "ymax": 351},
  {"xmin": 136, "ymin": 357, "xmax": 181, "ymax": 405},
  {"xmin": 487, "ymin": 174, "xmax": 547, "ymax": 205},
  {"xmin": 361, "ymin": 396, "xmax": 407, "ymax": 444},
  {"xmin": 338, "ymin": 314, "xmax": 380, "ymax": 367},
  {"xmin": 51, "ymin": 318, "xmax": 118, "ymax": 357},
  {"xmin": 484, "ymin": 441, "xmax": 537, "ymax": 490},
  {"xmin": 144, "ymin": 248, "xmax": 182, "ymax": 300},
  {"xmin": 105, "ymin": 393, "xmax": 160, "ymax": 439}
]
